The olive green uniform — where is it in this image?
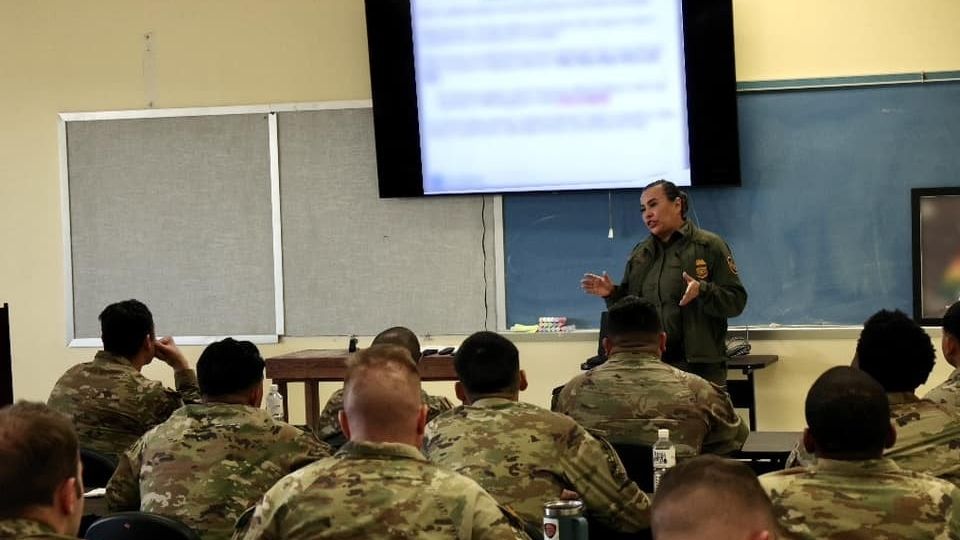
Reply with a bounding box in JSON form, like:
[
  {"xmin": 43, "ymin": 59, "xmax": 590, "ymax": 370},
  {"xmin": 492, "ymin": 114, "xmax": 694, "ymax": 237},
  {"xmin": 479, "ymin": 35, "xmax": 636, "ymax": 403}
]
[{"xmin": 605, "ymin": 220, "xmax": 746, "ymax": 384}]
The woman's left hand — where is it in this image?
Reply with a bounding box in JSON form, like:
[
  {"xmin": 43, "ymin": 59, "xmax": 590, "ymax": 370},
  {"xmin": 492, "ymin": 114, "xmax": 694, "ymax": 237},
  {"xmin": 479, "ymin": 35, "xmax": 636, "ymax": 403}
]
[{"xmin": 679, "ymin": 272, "xmax": 701, "ymax": 306}]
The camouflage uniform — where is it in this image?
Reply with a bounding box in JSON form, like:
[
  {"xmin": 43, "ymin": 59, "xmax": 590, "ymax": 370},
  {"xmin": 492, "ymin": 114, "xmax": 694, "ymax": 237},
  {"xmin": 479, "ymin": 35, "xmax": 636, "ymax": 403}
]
[
  {"xmin": 315, "ymin": 388, "xmax": 453, "ymax": 448},
  {"xmin": 787, "ymin": 393, "xmax": 960, "ymax": 486},
  {"xmin": 47, "ymin": 351, "xmax": 201, "ymax": 460},
  {"xmin": 0, "ymin": 518, "xmax": 76, "ymax": 539},
  {"xmin": 760, "ymin": 458, "xmax": 960, "ymax": 539},
  {"xmin": 106, "ymin": 403, "xmax": 330, "ymax": 540},
  {"xmin": 926, "ymin": 368, "xmax": 960, "ymax": 408},
  {"xmin": 423, "ymin": 397, "xmax": 650, "ymax": 533},
  {"xmin": 553, "ymin": 350, "xmax": 747, "ymax": 459},
  {"xmin": 239, "ymin": 441, "xmax": 530, "ymax": 540}
]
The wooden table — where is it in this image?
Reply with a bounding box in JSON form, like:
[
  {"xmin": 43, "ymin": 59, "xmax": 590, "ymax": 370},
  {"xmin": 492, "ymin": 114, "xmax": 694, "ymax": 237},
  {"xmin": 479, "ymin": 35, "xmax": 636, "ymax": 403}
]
[
  {"xmin": 267, "ymin": 350, "xmax": 778, "ymax": 432},
  {"xmin": 265, "ymin": 349, "xmax": 458, "ymax": 429}
]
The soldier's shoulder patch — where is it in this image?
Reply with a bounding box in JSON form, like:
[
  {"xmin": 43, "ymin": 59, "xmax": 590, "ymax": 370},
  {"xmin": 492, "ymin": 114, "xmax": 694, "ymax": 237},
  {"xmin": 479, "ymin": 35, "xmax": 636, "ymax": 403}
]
[{"xmin": 726, "ymin": 256, "xmax": 738, "ymax": 275}]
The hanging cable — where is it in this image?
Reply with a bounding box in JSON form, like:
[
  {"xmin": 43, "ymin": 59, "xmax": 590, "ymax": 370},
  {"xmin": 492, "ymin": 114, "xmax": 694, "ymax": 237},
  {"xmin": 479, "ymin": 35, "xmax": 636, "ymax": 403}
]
[{"xmin": 608, "ymin": 191, "xmax": 614, "ymax": 239}]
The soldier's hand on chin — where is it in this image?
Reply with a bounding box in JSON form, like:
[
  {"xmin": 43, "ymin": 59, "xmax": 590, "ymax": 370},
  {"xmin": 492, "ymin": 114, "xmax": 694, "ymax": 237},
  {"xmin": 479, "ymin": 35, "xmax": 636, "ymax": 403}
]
[{"xmin": 154, "ymin": 336, "xmax": 190, "ymax": 372}]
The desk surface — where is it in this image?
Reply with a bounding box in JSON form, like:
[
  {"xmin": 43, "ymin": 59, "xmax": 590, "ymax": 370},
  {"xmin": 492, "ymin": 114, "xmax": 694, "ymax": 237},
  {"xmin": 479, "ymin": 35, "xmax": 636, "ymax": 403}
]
[
  {"xmin": 728, "ymin": 355, "xmax": 778, "ymax": 370},
  {"xmin": 739, "ymin": 431, "xmax": 800, "ymax": 454},
  {"xmin": 266, "ymin": 351, "xmax": 458, "ymax": 381},
  {"xmin": 266, "ymin": 350, "xmax": 778, "ymax": 382}
]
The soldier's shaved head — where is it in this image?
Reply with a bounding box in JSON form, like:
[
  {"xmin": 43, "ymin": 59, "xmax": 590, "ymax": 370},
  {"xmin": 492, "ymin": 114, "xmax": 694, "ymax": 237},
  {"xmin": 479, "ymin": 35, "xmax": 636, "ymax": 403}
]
[
  {"xmin": 604, "ymin": 296, "xmax": 664, "ymax": 351},
  {"xmin": 804, "ymin": 366, "xmax": 893, "ymax": 459},
  {"xmin": 652, "ymin": 455, "xmax": 778, "ymax": 540},
  {"xmin": 371, "ymin": 326, "xmax": 422, "ymax": 364},
  {"xmin": 340, "ymin": 345, "xmax": 426, "ymax": 447},
  {"xmin": 455, "ymin": 331, "xmax": 521, "ymax": 395}
]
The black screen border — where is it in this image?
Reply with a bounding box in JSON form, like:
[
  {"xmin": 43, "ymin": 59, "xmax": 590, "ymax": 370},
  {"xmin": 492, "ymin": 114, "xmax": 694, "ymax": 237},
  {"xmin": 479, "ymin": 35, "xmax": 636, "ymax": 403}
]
[{"xmin": 365, "ymin": 0, "xmax": 742, "ymax": 198}]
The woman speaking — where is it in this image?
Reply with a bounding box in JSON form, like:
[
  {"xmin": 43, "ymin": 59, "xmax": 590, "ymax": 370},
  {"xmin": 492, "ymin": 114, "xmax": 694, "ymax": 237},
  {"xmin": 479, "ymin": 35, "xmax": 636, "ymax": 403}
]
[{"xmin": 581, "ymin": 180, "xmax": 747, "ymax": 386}]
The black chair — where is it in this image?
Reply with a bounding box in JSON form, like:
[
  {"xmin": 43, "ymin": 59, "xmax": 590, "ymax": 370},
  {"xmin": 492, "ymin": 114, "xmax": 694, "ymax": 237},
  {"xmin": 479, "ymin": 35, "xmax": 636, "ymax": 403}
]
[
  {"xmin": 80, "ymin": 449, "xmax": 118, "ymax": 489},
  {"xmin": 580, "ymin": 311, "xmax": 609, "ymax": 371},
  {"xmin": 0, "ymin": 303, "xmax": 12, "ymax": 406},
  {"xmin": 610, "ymin": 443, "xmax": 655, "ymax": 494},
  {"xmin": 84, "ymin": 512, "xmax": 200, "ymax": 540}
]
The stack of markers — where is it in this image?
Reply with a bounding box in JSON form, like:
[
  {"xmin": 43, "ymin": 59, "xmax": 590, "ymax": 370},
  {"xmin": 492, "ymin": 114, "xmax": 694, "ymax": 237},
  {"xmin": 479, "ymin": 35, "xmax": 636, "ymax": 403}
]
[{"xmin": 538, "ymin": 317, "xmax": 574, "ymax": 333}]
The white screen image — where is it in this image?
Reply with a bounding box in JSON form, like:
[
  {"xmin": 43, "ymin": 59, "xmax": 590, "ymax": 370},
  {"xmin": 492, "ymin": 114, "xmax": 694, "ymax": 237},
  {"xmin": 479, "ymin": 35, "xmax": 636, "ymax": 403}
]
[{"xmin": 411, "ymin": 0, "xmax": 690, "ymax": 194}]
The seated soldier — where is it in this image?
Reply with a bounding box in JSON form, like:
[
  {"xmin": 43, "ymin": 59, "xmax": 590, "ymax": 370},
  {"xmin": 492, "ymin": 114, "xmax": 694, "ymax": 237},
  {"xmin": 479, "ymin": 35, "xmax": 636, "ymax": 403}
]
[
  {"xmin": 760, "ymin": 366, "xmax": 960, "ymax": 539},
  {"xmin": 48, "ymin": 299, "xmax": 201, "ymax": 459},
  {"xmin": 240, "ymin": 344, "xmax": 528, "ymax": 540},
  {"xmin": 0, "ymin": 402, "xmax": 85, "ymax": 539},
  {"xmin": 926, "ymin": 301, "xmax": 960, "ymax": 406},
  {"xmin": 789, "ymin": 309, "xmax": 960, "ymax": 486},
  {"xmin": 106, "ymin": 338, "xmax": 330, "ymax": 540},
  {"xmin": 315, "ymin": 326, "xmax": 453, "ymax": 448},
  {"xmin": 653, "ymin": 455, "xmax": 781, "ymax": 540},
  {"xmin": 423, "ymin": 331, "xmax": 650, "ymax": 534},
  {"xmin": 554, "ymin": 296, "xmax": 747, "ymax": 459}
]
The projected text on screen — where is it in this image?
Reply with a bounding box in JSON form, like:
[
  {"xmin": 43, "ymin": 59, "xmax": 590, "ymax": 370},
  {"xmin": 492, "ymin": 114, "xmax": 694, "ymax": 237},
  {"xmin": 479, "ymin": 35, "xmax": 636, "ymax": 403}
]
[{"xmin": 412, "ymin": 0, "xmax": 690, "ymax": 194}]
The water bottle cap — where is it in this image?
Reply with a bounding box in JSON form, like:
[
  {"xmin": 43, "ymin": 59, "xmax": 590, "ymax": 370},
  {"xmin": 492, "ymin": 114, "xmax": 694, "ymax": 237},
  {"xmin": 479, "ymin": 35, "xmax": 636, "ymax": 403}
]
[
  {"xmin": 270, "ymin": 384, "xmax": 279, "ymax": 392},
  {"xmin": 658, "ymin": 428, "xmax": 670, "ymax": 439}
]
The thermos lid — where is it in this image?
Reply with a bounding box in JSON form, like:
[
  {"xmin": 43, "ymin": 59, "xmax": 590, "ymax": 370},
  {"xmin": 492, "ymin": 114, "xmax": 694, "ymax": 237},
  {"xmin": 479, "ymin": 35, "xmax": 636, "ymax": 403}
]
[
  {"xmin": 544, "ymin": 499, "xmax": 585, "ymax": 517},
  {"xmin": 658, "ymin": 428, "xmax": 669, "ymax": 439}
]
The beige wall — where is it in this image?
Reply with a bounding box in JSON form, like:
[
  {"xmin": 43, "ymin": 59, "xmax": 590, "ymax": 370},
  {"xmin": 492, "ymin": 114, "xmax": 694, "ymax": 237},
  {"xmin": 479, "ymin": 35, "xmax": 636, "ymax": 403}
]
[{"xmin": 2, "ymin": 1, "xmax": 959, "ymax": 430}]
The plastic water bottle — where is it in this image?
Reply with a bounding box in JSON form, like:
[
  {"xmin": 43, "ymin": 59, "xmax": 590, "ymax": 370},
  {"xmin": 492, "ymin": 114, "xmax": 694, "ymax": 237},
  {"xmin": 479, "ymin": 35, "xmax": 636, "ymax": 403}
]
[
  {"xmin": 652, "ymin": 428, "xmax": 676, "ymax": 492},
  {"xmin": 266, "ymin": 384, "xmax": 284, "ymax": 421}
]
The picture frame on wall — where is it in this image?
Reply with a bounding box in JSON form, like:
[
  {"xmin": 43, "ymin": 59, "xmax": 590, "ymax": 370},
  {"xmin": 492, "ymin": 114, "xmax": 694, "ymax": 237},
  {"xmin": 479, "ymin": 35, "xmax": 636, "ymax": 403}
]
[{"xmin": 912, "ymin": 187, "xmax": 960, "ymax": 325}]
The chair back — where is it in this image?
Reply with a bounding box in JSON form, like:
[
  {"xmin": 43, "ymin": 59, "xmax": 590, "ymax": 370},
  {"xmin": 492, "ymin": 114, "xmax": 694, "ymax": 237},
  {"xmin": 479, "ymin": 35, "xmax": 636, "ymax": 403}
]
[
  {"xmin": 80, "ymin": 448, "xmax": 118, "ymax": 489},
  {"xmin": 84, "ymin": 512, "xmax": 200, "ymax": 540},
  {"xmin": 610, "ymin": 443, "xmax": 655, "ymax": 493},
  {"xmin": 0, "ymin": 303, "xmax": 11, "ymax": 406}
]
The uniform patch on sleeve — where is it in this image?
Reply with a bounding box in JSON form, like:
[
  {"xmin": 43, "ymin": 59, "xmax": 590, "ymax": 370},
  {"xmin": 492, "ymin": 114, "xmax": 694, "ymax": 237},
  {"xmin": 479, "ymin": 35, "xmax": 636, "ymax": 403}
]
[
  {"xmin": 727, "ymin": 256, "xmax": 738, "ymax": 275},
  {"xmin": 695, "ymin": 258, "xmax": 709, "ymax": 280}
]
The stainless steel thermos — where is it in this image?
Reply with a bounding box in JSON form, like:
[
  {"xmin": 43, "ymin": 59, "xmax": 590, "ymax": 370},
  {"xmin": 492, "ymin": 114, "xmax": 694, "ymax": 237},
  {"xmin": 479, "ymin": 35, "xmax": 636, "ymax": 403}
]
[{"xmin": 543, "ymin": 500, "xmax": 588, "ymax": 540}]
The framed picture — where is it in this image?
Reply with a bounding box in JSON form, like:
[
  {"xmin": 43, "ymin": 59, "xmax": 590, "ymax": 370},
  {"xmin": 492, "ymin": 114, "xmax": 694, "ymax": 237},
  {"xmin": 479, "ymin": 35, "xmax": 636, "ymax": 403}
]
[{"xmin": 912, "ymin": 187, "xmax": 960, "ymax": 325}]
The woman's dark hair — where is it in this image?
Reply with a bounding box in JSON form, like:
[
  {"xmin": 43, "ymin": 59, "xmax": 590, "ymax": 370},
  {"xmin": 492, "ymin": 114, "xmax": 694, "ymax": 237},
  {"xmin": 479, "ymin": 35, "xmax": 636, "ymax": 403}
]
[{"xmin": 644, "ymin": 179, "xmax": 688, "ymax": 219}]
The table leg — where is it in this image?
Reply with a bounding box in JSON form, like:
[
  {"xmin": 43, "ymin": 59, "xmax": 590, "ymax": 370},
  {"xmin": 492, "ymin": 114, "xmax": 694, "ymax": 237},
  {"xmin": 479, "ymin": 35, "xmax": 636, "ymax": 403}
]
[
  {"xmin": 277, "ymin": 381, "xmax": 289, "ymax": 423},
  {"xmin": 305, "ymin": 380, "xmax": 321, "ymax": 432},
  {"xmin": 726, "ymin": 367, "xmax": 758, "ymax": 432},
  {"xmin": 746, "ymin": 370, "xmax": 757, "ymax": 431}
]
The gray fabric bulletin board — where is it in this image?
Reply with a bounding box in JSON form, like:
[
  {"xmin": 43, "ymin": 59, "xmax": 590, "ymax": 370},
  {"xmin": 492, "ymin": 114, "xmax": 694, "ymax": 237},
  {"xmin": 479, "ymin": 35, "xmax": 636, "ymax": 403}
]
[
  {"xmin": 278, "ymin": 108, "xmax": 496, "ymax": 336},
  {"xmin": 61, "ymin": 105, "xmax": 495, "ymax": 342},
  {"xmin": 64, "ymin": 113, "xmax": 277, "ymax": 340}
]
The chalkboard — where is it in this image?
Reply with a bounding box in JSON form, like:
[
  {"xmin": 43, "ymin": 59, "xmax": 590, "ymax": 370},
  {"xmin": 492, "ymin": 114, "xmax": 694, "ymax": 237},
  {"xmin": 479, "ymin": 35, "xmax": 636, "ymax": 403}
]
[{"xmin": 504, "ymin": 82, "xmax": 960, "ymax": 327}]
